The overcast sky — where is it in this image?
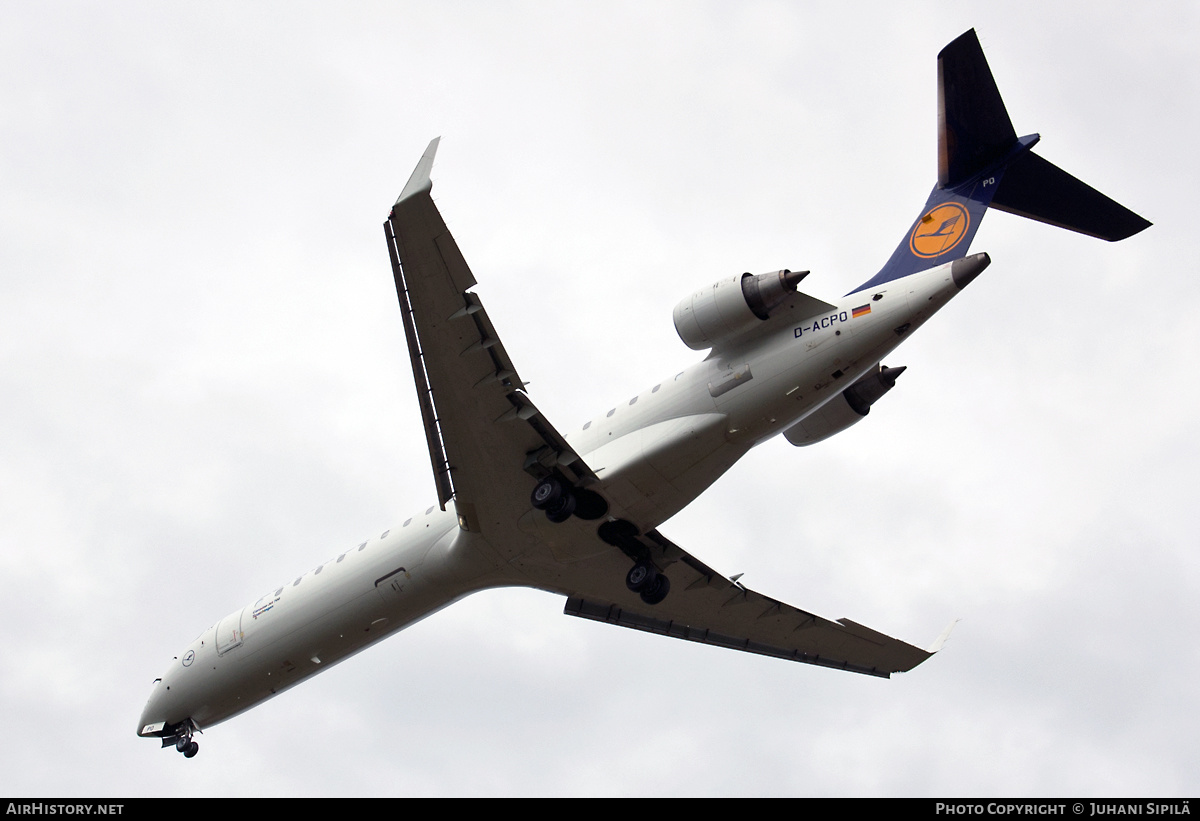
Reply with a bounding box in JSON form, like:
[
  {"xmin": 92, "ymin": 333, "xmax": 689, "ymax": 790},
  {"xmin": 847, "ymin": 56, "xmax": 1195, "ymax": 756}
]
[{"xmin": 2, "ymin": 0, "xmax": 1196, "ymax": 798}]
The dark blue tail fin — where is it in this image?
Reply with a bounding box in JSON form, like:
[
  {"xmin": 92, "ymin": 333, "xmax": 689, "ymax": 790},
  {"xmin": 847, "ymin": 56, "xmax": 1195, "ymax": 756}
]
[{"xmin": 849, "ymin": 29, "xmax": 1150, "ymax": 296}]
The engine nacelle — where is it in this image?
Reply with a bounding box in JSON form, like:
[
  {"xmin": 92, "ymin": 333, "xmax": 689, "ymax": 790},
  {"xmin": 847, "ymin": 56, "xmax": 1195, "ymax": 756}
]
[
  {"xmin": 783, "ymin": 364, "xmax": 907, "ymax": 446},
  {"xmin": 673, "ymin": 269, "xmax": 808, "ymax": 351}
]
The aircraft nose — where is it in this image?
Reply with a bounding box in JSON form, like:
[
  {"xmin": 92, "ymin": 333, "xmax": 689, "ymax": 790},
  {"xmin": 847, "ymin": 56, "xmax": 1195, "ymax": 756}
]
[{"xmin": 137, "ymin": 677, "xmax": 168, "ymax": 737}]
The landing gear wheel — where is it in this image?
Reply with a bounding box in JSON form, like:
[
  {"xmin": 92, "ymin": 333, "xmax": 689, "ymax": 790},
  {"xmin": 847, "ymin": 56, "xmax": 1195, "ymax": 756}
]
[
  {"xmin": 544, "ymin": 489, "xmax": 577, "ymax": 523},
  {"xmin": 172, "ymin": 723, "xmax": 199, "ymax": 758},
  {"xmin": 625, "ymin": 561, "xmax": 655, "ymax": 592},
  {"xmin": 531, "ymin": 477, "xmax": 564, "ymax": 510},
  {"xmin": 639, "ymin": 572, "xmax": 670, "ymax": 605}
]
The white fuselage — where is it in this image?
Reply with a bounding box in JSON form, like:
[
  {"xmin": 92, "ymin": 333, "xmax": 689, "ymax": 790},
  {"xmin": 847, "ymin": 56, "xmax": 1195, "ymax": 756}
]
[{"xmin": 137, "ymin": 259, "xmax": 969, "ymax": 737}]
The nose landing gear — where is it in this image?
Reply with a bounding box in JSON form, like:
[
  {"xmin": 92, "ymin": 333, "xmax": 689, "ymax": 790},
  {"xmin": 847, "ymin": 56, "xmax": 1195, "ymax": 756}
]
[
  {"xmin": 159, "ymin": 719, "xmax": 200, "ymax": 758},
  {"xmin": 176, "ymin": 736, "xmax": 199, "ymax": 758}
]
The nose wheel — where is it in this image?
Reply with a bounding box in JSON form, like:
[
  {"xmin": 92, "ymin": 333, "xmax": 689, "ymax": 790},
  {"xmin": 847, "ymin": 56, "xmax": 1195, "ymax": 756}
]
[{"xmin": 160, "ymin": 719, "xmax": 200, "ymax": 758}]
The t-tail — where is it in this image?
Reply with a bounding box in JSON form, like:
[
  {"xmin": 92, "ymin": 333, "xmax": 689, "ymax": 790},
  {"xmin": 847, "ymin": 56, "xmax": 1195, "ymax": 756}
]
[{"xmin": 850, "ymin": 29, "xmax": 1150, "ymax": 295}]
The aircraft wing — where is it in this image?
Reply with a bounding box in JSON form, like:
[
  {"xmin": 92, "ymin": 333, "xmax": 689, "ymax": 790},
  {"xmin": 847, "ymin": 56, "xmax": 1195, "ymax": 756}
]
[
  {"xmin": 557, "ymin": 529, "xmax": 934, "ymax": 677},
  {"xmin": 383, "ymin": 138, "xmax": 595, "ymax": 529}
]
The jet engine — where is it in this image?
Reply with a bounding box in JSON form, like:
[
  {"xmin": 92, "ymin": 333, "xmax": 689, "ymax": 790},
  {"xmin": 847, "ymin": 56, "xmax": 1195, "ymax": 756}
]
[
  {"xmin": 783, "ymin": 364, "xmax": 907, "ymax": 446},
  {"xmin": 673, "ymin": 269, "xmax": 808, "ymax": 351}
]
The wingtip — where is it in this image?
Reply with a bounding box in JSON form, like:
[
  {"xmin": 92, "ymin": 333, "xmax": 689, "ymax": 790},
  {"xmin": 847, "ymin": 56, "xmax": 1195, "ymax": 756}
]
[
  {"xmin": 395, "ymin": 137, "xmax": 441, "ymax": 206},
  {"xmin": 927, "ymin": 618, "xmax": 961, "ymax": 654}
]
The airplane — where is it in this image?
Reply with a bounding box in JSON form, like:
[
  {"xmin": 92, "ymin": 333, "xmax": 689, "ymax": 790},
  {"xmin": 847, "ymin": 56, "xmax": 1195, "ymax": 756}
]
[{"xmin": 138, "ymin": 29, "xmax": 1149, "ymax": 758}]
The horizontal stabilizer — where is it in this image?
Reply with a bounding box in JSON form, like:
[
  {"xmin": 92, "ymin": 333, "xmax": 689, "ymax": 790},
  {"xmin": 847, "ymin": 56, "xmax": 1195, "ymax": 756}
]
[{"xmin": 990, "ymin": 151, "xmax": 1151, "ymax": 241}]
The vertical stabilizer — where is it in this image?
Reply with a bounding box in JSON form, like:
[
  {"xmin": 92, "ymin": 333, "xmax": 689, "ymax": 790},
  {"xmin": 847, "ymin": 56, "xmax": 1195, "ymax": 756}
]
[
  {"xmin": 938, "ymin": 29, "xmax": 1017, "ymax": 189},
  {"xmin": 849, "ymin": 30, "xmax": 1149, "ymax": 296}
]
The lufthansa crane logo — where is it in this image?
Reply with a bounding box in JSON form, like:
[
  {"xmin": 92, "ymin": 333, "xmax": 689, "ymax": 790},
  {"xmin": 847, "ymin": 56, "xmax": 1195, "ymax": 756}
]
[{"xmin": 909, "ymin": 202, "xmax": 970, "ymax": 258}]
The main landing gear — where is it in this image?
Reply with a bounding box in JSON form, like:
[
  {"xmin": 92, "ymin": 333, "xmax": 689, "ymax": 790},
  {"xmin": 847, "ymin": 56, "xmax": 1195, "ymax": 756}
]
[
  {"xmin": 531, "ymin": 477, "xmax": 671, "ymax": 606},
  {"xmin": 530, "ymin": 476, "xmax": 607, "ymax": 523},
  {"xmin": 598, "ymin": 519, "xmax": 672, "ymax": 606},
  {"xmin": 625, "ymin": 560, "xmax": 670, "ymax": 605},
  {"xmin": 531, "ymin": 475, "xmax": 576, "ymax": 522}
]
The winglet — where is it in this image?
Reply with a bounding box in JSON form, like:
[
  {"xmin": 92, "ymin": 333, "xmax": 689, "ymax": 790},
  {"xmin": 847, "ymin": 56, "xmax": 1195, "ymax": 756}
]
[
  {"xmin": 927, "ymin": 618, "xmax": 960, "ymax": 654},
  {"xmin": 395, "ymin": 137, "xmax": 440, "ymax": 206}
]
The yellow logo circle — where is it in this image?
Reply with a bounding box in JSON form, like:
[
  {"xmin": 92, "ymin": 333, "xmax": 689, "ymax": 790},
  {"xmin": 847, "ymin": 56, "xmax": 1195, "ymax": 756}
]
[{"xmin": 909, "ymin": 202, "xmax": 970, "ymax": 258}]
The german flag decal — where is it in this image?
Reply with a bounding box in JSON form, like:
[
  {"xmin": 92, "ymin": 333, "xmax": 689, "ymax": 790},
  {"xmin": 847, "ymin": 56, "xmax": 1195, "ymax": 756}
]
[{"xmin": 852, "ymin": 304, "xmax": 871, "ymax": 318}]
